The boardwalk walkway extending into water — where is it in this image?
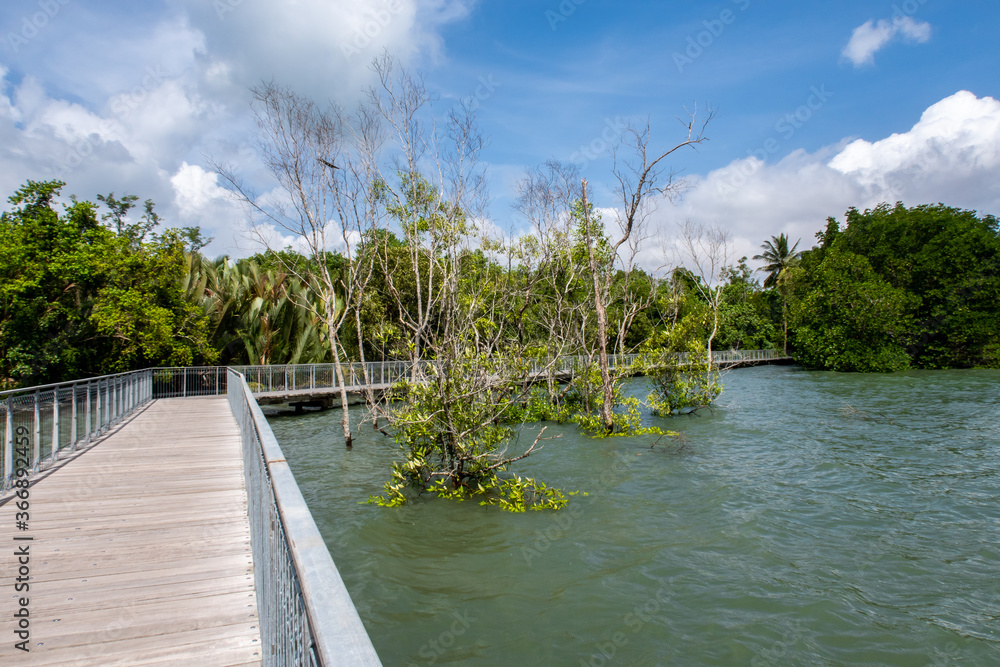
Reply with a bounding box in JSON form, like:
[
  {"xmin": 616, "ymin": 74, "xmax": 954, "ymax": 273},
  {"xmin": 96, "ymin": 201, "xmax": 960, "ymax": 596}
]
[{"xmin": 0, "ymin": 397, "xmax": 261, "ymax": 665}]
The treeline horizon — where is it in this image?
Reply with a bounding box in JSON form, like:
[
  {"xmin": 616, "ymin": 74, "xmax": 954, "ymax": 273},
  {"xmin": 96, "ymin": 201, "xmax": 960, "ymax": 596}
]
[{"xmin": 3, "ymin": 178, "xmax": 998, "ymax": 391}]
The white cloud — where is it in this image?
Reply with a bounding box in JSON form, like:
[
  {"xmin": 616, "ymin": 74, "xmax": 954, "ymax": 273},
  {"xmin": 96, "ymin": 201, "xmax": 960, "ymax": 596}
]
[
  {"xmin": 0, "ymin": 1, "xmax": 471, "ymax": 259},
  {"xmin": 829, "ymin": 90, "xmax": 1000, "ymax": 203},
  {"xmin": 842, "ymin": 15, "xmax": 931, "ymax": 67},
  {"xmin": 171, "ymin": 162, "xmax": 228, "ymax": 216},
  {"xmin": 649, "ymin": 91, "xmax": 1000, "ymax": 273},
  {"xmin": 168, "ymin": 0, "xmax": 473, "ymax": 103}
]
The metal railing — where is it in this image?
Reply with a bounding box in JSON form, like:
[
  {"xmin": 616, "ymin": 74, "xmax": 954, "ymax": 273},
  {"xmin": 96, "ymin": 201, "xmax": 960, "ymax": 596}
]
[
  {"xmin": 228, "ymin": 369, "xmax": 382, "ymax": 667},
  {"xmin": 230, "ymin": 361, "xmax": 412, "ymax": 395},
  {"xmin": 2, "ymin": 369, "xmax": 154, "ymax": 491},
  {"xmin": 228, "ymin": 349, "xmax": 790, "ymax": 396},
  {"xmin": 151, "ymin": 366, "xmax": 229, "ymax": 398}
]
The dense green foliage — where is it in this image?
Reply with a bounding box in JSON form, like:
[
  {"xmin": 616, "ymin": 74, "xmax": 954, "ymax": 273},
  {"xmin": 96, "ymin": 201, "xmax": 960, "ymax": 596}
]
[
  {"xmin": 790, "ymin": 203, "xmax": 1000, "ymax": 371},
  {"xmin": 0, "ymin": 181, "xmax": 215, "ymax": 388}
]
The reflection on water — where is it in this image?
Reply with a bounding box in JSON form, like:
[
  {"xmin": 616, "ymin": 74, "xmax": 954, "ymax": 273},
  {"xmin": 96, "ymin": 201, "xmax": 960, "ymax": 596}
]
[{"xmin": 267, "ymin": 366, "xmax": 1000, "ymax": 665}]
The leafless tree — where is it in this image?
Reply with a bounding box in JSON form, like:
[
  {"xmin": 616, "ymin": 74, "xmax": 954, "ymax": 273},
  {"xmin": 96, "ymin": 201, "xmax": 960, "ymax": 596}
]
[
  {"xmin": 215, "ymin": 81, "xmax": 383, "ymax": 448},
  {"xmin": 509, "ymin": 160, "xmax": 589, "ymax": 395},
  {"xmin": 678, "ymin": 219, "xmax": 734, "ymax": 362},
  {"xmin": 583, "ymin": 109, "xmax": 714, "ymax": 433}
]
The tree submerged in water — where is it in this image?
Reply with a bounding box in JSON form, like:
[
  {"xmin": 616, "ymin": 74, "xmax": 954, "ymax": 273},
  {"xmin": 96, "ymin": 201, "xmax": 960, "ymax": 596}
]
[
  {"xmin": 645, "ymin": 341, "xmax": 722, "ymax": 416},
  {"xmin": 368, "ymin": 352, "xmax": 573, "ymax": 512}
]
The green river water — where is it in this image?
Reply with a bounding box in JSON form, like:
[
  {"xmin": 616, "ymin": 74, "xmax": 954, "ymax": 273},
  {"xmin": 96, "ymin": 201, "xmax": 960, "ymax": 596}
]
[{"xmin": 266, "ymin": 365, "xmax": 1000, "ymax": 666}]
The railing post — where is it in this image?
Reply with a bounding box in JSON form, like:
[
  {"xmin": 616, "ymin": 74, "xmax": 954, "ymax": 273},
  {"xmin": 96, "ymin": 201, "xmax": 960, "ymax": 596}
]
[
  {"xmin": 32, "ymin": 391, "xmax": 40, "ymax": 471},
  {"xmin": 52, "ymin": 387, "xmax": 60, "ymax": 460},
  {"xmin": 102, "ymin": 380, "xmax": 109, "ymax": 432},
  {"xmin": 3, "ymin": 398, "xmax": 12, "ymax": 487},
  {"xmin": 70, "ymin": 383, "xmax": 78, "ymax": 451},
  {"xmin": 96, "ymin": 381, "xmax": 102, "ymax": 432},
  {"xmin": 84, "ymin": 383, "xmax": 91, "ymax": 444}
]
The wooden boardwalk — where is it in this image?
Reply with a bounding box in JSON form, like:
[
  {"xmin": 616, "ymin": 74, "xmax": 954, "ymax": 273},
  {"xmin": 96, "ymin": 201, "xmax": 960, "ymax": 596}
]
[{"xmin": 0, "ymin": 398, "xmax": 261, "ymax": 666}]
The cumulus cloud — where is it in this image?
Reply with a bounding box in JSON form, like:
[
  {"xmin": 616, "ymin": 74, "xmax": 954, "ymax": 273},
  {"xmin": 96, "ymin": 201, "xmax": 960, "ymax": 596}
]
[
  {"xmin": 0, "ymin": 0, "xmax": 471, "ymax": 258},
  {"xmin": 649, "ymin": 91, "xmax": 1000, "ymax": 272},
  {"xmin": 168, "ymin": 0, "xmax": 473, "ymax": 103},
  {"xmin": 171, "ymin": 162, "xmax": 229, "ymax": 216},
  {"xmin": 842, "ymin": 15, "xmax": 931, "ymax": 67}
]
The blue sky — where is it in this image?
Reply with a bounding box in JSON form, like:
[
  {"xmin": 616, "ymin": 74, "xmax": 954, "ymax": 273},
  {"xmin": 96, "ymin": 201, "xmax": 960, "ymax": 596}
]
[{"xmin": 1, "ymin": 0, "xmax": 999, "ymax": 265}]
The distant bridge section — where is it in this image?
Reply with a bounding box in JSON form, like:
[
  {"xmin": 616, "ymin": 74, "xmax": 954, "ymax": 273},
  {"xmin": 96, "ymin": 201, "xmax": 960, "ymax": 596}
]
[{"xmin": 233, "ymin": 348, "xmax": 793, "ymax": 410}]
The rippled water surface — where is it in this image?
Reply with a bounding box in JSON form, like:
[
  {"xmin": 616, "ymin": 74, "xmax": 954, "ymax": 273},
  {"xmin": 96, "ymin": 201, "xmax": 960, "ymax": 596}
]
[{"xmin": 267, "ymin": 366, "xmax": 1000, "ymax": 665}]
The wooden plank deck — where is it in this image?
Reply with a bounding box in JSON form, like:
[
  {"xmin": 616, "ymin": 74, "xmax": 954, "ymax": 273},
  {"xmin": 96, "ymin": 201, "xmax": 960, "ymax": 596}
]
[{"xmin": 0, "ymin": 397, "xmax": 261, "ymax": 666}]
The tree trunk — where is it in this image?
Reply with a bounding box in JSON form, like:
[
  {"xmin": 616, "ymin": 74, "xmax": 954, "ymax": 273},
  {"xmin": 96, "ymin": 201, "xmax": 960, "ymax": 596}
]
[
  {"xmin": 329, "ymin": 331, "xmax": 353, "ymax": 448},
  {"xmin": 707, "ymin": 293, "xmax": 718, "ymax": 366},
  {"xmin": 581, "ymin": 181, "xmax": 614, "ymax": 433}
]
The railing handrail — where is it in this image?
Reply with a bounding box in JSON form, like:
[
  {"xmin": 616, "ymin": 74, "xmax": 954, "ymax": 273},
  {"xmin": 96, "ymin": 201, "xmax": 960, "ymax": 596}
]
[
  {"xmin": 228, "ymin": 369, "xmax": 382, "ymax": 666},
  {"xmin": 0, "ymin": 366, "xmax": 156, "ymax": 400}
]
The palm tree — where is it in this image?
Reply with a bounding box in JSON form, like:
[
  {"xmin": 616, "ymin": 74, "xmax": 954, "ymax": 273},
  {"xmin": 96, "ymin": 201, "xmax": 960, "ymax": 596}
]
[
  {"xmin": 753, "ymin": 234, "xmax": 803, "ymax": 354},
  {"xmin": 753, "ymin": 233, "xmax": 802, "ymax": 288}
]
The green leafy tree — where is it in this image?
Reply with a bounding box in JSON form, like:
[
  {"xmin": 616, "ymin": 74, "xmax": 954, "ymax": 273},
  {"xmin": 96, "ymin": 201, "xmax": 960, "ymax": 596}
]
[
  {"xmin": 716, "ymin": 258, "xmax": 778, "ymax": 350},
  {"xmin": 836, "ymin": 203, "xmax": 1000, "ymax": 368},
  {"xmin": 0, "ymin": 180, "xmax": 215, "ymax": 387},
  {"xmin": 790, "ymin": 246, "xmax": 914, "ymax": 372}
]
